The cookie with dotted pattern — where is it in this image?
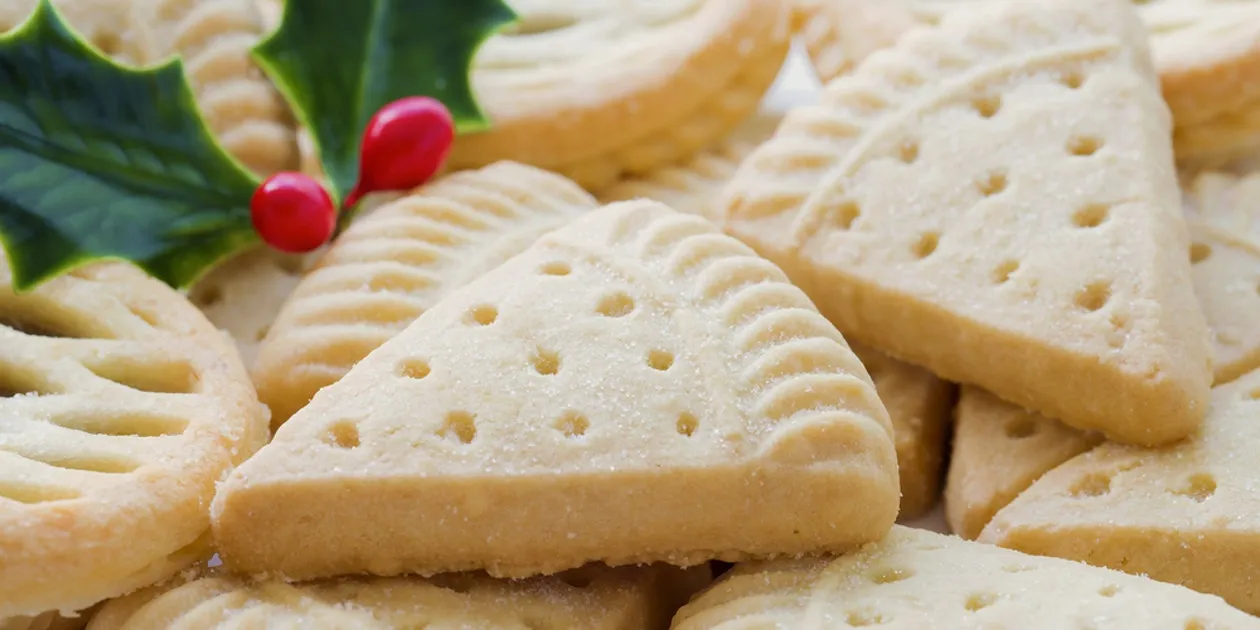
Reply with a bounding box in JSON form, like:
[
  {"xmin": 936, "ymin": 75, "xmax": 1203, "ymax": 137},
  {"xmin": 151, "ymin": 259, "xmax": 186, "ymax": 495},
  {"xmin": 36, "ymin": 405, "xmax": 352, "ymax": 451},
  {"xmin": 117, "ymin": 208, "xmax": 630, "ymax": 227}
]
[
  {"xmin": 252, "ymin": 161, "xmax": 598, "ymax": 427},
  {"xmin": 211, "ymin": 199, "xmax": 900, "ymax": 581},
  {"xmin": 670, "ymin": 525, "xmax": 1260, "ymax": 629},
  {"xmin": 980, "ymin": 368, "xmax": 1260, "ymax": 616},
  {"xmin": 719, "ymin": 0, "xmax": 1212, "ymax": 447}
]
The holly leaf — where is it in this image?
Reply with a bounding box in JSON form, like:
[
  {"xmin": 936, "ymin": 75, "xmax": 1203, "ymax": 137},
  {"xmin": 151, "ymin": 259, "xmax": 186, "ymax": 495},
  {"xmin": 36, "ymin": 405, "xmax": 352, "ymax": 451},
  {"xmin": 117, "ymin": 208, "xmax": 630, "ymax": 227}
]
[
  {"xmin": 0, "ymin": 0, "xmax": 261, "ymax": 292},
  {"xmin": 253, "ymin": 0, "xmax": 516, "ymax": 206}
]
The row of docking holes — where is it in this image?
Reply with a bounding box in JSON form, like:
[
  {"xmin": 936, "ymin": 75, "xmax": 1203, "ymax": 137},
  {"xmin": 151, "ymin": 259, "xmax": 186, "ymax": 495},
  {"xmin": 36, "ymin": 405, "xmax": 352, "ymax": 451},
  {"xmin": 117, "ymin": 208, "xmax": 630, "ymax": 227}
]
[
  {"xmin": 1008, "ymin": 387, "xmax": 1260, "ymax": 503},
  {"xmin": 827, "ymin": 87, "xmax": 1113, "ymax": 301},
  {"xmin": 828, "ymin": 548, "xmax": 1139, "ymax": 627},
  {"xmin": 323, "ymin": 404, "xmax": 701, "ymax": 451},
  {"xmin": 322, "ymin": 267, "xmax": 699, "ymax": 449}
]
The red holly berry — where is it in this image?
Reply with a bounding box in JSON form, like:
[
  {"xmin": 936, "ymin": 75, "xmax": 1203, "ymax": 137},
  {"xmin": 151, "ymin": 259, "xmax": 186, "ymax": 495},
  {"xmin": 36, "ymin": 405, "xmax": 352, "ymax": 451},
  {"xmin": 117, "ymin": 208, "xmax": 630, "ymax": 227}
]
[
  {"xmin": 250, "ymin": 172, "xmax": 336, "ymax": 253},
  {"xmin": 343, "ymin": 96, "xmax": 455, "ymax": 209}
]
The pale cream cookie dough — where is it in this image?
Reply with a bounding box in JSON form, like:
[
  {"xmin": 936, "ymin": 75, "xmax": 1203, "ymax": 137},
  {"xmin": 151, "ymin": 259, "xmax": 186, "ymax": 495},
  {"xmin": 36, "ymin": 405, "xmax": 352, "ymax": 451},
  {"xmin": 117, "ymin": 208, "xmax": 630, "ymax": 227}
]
[
  {"xmin": 212, "ymin": 200, "xmax": 900, "ymax": 581},
  {"xmin": 0, "ymin": 254, "xmax": 268, "ymax": 619},
  {"xmin": 720, "ymin": 0, "xmax": 1212, "ymax": 447}
]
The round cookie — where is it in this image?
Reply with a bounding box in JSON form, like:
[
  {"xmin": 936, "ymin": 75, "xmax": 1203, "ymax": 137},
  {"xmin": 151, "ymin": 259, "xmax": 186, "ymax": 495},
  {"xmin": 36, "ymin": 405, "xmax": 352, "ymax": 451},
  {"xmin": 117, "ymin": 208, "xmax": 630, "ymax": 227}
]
[
  {"xmin": 0, "ymin": 255, "xmax": 269, "ymax": 619},
  {"xmin": 450, "ymin": 0, "xmax": 794, "ymax": 191}
]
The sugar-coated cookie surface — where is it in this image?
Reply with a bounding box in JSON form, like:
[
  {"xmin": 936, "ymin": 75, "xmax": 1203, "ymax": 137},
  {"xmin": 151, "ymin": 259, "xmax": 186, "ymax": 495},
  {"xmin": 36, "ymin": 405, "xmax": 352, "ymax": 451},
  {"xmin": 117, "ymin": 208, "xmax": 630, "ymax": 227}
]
[
  {"xmin": 448, "ymin": 0, "xmax": 793, "ymax": 191},
  {"xmin": 212, "ymin": 200, "xmax": 900, "ymax": 581},
  {"xmin": 86, "ymin": 565, "xmax": 711, "ymax": 630},
  {"xmin": 721, "ymin": 0, "xmax": 1212, "ymax": 446},
  {"xmin": 671, "ymin": 526, "xmax": 1260, "ymax": 629},
  {"xmin": 0, "ymin": 256, "xmax": 269, "ymax": 618},
  {"xmin": 944, "ymin": 166, "xmax": 1260, "ymax": 539},
  {"xmin": 801, "ymin": 0, "xmax": 1260, "ymax": 165},
  {"xmin": 252, "ymin": 162, "xmax": 598, "ymax": 427},
  {"xmin": 980, "ymin": 367, "xmax": 1260, "ymax": 615}
]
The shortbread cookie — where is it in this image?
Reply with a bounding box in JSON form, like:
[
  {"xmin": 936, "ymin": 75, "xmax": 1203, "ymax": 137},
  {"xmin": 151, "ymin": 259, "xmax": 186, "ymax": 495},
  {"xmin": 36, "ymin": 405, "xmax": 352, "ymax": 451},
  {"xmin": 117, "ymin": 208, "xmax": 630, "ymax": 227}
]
[
  {"xmin": 671, "ymin": 526, "xmax": 1260, "ymax": 629},
  {"xmin": 944, "ymin": 387, "xmax": 1103, "ymax": 540},
  {"xmin": 446, "ymin": 0, "xmax": 793, "ymax": 191},
  {"xmin": 980, "ymin": 367, "xmax": 1260, "ymax": 615},
  {"xmin": 851, "ymin": 342, "xmax": 953, "ymax": 520},
  {"xmin": 599, "ymin": 113, "xmax": 782, "ymax": 223},
  {"xmin": 801, "ymin": 0, "xmax": 1260, "ymax": 166},
  {"xmin": 127, "ymin": 0, "xmax": 298, "ymax": 177},
  {"xmin": 719, "ymin": 0, "xmax": 1212, "ymax": 446},
  {"xmin": 87, "ymin": 565, "xmax": 711, "ymax": 630},
  {"xmin": 0, "ymin": 256, "xmax": 268, "ymax": 618},
  {"xmin": 944, "ymin": 168, "xmax": 1260, "ymax": 538},
  {"xmin": 608, "ymin": 127, "xmax": 956, "ymax": 520},
  {"xmin": 213, "ymin": 200, "xmax": 900, "ymax": 580},
  {"xmin": 188, "ymin": 192, "xmax": 403, "ymax": 368},
  {"xmin": 253, "ymin": 162, "xmax": 598, "ymax": 427}
]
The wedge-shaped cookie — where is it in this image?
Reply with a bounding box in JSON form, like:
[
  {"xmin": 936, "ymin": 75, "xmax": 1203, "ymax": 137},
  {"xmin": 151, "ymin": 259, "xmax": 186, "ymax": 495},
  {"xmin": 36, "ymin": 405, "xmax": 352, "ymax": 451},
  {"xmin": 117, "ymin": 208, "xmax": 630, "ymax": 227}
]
[
  {"xmin": 87, "ymin": 565, "xmax": 710, "ymax": 630},
  {"xmin": 671, "ymin": 526, "xmax": 1260, "ymax": 629},
  {"xmin": 945, "ymin": 168, "xmax": 1260, "ymax": 538},
  {"xmin": 720, "ymin": 0, "xmax": 1212, "ymax": 446},
  {"xmin": 801, "ymin": 0, "xmax": 1260, "ymax": 166},
  {"xmin": 253, "ymin": 162, "xmax": 598, "ymax": 427},
  {"xmin": 944, "ymin": 387, "xmax": 1103, "ymax": 539},
  {"xmin": 599, "ymin": 113, "xmax": 782, "ymax": 222},
  {"xmin": 213, "ymin": 200, "xmax": 900, "ymax": 580},
  {"xmin": 852, "ymin": 342, "xmax": 953, "ymax": 520},
  {"xmin": 447, "ymin": 0, "xmax": 792, "ymax": 191},
  {"xmin": 0, "ymin": 256, "xmax": 268, "ymax": 619},
  {"xmin": 980, "ymin": 367, "xmax": 1260, "ymax": 614}
]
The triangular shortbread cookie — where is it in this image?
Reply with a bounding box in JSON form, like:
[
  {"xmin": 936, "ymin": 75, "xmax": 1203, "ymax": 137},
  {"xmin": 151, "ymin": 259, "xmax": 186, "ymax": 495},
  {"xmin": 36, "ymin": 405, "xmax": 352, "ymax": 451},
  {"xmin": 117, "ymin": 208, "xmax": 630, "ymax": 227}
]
[
  {"xmin": 800, "ymin": 0, "xmax": 1260, "ymax": 147},
  {"xmin": 87, "ymin": 564, "xmax": 710, "ymax": 630},
  {"xmin": 671, "ymin": 526, "xmax": 1260, "ymax": 629},
  {"xmin": 945, "ymin": 386, "xmax": 1102, "ymax": 539},
  {"xmin": 980, "ymin": 367, "xmax": 1260, "ymax": 614},
  {"xmin": 851, "ymin": 341, "xmax": 954, "ymax": 520},
  {"xmin": 945, "ymin": 168, "xmax": 1260, "ymax": 539},
  {"xmin": 0, "ymin": 256, "xmax": 268, "ymax": 618},
  {"xmin": 718, "ymin": 0, "xmax": 1212, "ymax": 446},
  {"xmin": 252, "ymin": 162, "xmax": 598, "ymax": 427},
  {"xmin": 212, "ymin": 200, "xmax": 900, "ymax": 581}
]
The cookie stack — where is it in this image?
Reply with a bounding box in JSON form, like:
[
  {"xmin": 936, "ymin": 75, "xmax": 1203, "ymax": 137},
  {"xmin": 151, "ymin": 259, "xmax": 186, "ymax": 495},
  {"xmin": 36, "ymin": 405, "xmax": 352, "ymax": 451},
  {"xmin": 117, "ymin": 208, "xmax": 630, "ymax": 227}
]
[{"xmin": 5, "ymin": 0, "xmax": 1260, "ymax": 628}]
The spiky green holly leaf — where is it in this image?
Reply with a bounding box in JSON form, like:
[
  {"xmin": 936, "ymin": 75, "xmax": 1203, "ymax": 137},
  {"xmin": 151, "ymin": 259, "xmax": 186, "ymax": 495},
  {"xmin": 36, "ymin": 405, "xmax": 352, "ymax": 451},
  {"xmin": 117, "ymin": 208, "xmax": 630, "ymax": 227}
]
[
  {"xmin": 253, "ymin": 0, "xmax": 516, "ymax": 209},
  {"xmin": 0, "ymin": 0, "xmax": 260, "ymax": 292}
]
